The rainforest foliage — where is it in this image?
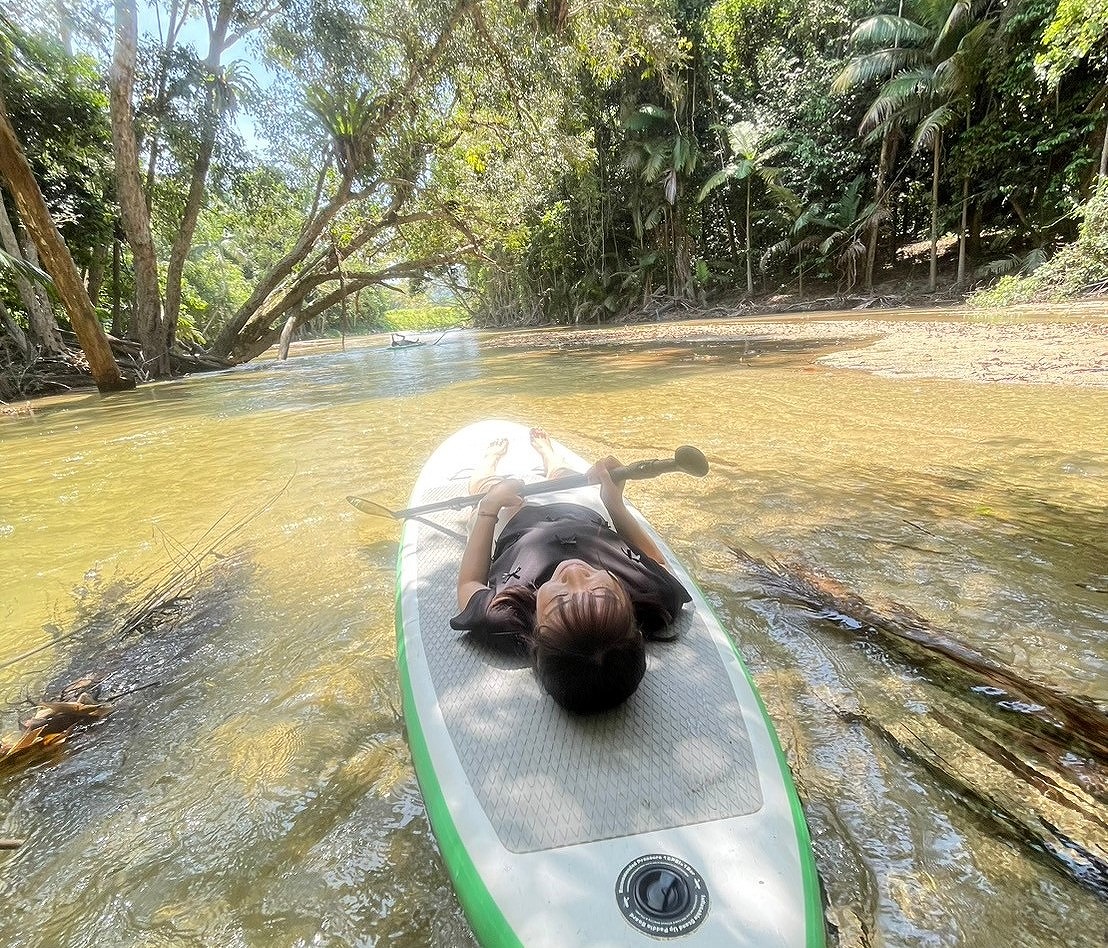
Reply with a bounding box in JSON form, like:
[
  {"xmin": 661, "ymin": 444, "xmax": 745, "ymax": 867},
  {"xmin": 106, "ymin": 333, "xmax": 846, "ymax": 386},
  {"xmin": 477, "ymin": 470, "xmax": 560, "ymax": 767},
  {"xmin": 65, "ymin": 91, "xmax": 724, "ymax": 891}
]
[{"xmin": 0, "ymin": 0, "xmax": 1105, "ymax": 391}]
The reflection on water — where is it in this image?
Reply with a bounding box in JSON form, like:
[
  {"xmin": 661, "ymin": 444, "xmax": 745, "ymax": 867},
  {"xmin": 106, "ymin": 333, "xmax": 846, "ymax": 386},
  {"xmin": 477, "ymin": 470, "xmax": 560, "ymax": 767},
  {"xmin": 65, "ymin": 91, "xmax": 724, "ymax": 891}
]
[{"xmin": 1, "ymin": 315, "xmax": 1106, "ymax": 947}]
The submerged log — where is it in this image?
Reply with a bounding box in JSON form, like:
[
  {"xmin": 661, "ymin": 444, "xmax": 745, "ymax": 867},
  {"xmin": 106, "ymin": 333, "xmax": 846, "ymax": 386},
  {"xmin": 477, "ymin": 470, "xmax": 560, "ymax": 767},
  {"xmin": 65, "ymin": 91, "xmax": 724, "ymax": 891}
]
[
  {"xmin": 731, "ymin": 547, "xmax": 1108, "ymax": 763},
  {"xmin": 829, "ymin": 695, "xmax": 1108, "ymax": 897},
  {"xmin": 733, "ymin": 546, "xmax": 1108, "ymax": 897}
]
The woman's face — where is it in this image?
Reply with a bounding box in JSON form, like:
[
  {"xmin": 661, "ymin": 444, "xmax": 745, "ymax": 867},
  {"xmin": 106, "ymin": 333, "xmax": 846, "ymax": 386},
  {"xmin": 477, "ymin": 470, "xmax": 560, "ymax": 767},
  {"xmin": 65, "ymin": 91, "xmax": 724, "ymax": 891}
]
[{"xmin": 535, "ymin": 558, "xmax": 628, "ymax": 623}]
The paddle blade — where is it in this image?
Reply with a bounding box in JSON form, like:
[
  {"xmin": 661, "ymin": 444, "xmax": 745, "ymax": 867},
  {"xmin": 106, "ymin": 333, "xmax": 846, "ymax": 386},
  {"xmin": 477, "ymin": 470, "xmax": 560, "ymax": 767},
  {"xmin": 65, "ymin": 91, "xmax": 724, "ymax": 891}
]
[
  {"xmin": 347, "ymin": 495, "xmax": 399, "ymax": 519},
  {"xmin": 675, "ymin": 445, "xmax": 710, "ymax": 477}
]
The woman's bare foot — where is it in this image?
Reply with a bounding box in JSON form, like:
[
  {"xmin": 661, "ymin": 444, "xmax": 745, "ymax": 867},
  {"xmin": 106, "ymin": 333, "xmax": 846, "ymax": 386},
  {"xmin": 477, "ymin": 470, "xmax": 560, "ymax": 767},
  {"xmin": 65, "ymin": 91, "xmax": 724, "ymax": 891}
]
[
  {"xmin": 529, "ymin": 427, "xmax": 564, "ymax": 476},
  {"xmin": 470, "ymin": 438, "xmax": 509, "ymax": 492}
]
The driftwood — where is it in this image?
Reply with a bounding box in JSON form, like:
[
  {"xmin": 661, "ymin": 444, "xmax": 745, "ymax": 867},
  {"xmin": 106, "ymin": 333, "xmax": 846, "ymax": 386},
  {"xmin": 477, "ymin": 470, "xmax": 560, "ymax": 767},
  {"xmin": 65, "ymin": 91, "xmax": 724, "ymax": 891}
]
[
  {"xmin": 0, "ymin": 488, "xmax": 285, "ymax": 771},
  {"xmin": 58, "ymin": 330, "xmax": 230, "ymax": 378},
  {"xmin": 0, "ymin": 331, "xmax": 231, "ymax": 397},
  {"xmin": 732, "ymin": 546, "xmax": 1108, "ymax": 897}
]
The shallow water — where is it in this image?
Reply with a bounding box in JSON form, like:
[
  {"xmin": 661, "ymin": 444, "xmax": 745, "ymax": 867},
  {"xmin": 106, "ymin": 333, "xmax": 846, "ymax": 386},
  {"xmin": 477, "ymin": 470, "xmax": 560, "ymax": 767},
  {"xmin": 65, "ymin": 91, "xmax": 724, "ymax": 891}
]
[{"xmin": 1, "ymin": 314, "xmax": 1106, "ymax": 946}]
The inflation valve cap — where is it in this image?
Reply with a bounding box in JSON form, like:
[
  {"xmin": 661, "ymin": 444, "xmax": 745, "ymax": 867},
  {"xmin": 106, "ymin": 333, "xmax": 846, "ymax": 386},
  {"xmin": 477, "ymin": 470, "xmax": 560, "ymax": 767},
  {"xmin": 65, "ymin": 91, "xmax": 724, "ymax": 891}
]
[{"xmin": 616, "ymin": 853, "xmax": 709, "ymax": 938}]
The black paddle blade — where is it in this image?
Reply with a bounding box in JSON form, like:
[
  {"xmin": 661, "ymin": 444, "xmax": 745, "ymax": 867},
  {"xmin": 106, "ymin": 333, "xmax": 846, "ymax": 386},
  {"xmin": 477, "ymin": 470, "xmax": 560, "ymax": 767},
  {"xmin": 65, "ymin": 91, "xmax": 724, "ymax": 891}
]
[{"xmin": 674, "ymin": 445, "xmax": 710, "ymax": 477}]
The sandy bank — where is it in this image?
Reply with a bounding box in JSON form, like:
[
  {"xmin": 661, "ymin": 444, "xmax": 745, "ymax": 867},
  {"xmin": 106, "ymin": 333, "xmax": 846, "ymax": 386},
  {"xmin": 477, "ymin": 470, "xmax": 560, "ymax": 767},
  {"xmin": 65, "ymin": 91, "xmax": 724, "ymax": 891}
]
[{"xmin": 484, "ymin": 307, "xmax": 1108, "ymax": 388}]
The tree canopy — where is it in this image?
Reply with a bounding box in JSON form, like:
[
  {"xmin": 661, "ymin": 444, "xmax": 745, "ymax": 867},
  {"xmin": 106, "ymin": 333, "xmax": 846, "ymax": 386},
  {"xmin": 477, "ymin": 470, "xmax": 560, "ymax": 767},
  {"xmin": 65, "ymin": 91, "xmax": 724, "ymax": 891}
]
[{"xmin": 1, "ymin": 0, "xmax": 1106, "ymax": 391}]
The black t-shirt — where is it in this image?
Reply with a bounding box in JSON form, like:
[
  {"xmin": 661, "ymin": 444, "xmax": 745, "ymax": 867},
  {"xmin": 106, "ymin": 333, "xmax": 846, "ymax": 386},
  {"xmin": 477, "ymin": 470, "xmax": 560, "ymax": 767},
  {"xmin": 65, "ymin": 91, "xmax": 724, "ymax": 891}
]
[{"xmin": 449, "ymin": 502, "xmax": 691, "ymax": 638}]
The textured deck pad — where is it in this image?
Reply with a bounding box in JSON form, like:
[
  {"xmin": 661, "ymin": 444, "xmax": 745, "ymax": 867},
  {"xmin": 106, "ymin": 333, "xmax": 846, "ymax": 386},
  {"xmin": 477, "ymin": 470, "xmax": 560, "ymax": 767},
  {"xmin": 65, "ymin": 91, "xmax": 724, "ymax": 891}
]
[{"xmin": 411, "ymin": 481, "xmax": 763, "ymax": 854}]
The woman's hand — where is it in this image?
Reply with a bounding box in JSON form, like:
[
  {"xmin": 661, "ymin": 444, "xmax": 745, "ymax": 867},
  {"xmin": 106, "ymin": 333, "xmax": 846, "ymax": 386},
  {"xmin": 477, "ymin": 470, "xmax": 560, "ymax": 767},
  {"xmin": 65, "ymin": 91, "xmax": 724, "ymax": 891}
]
[
  {"xmin": 588, "ymin": 456, "xmax": 626, "ymax": 512},
  {"xmin": 477, "ymin": 478, "xmax": 524, "ymax": 516},
  {"xmin": 590, "ymin": 456, "xmax": 671, "ymax": 567}
]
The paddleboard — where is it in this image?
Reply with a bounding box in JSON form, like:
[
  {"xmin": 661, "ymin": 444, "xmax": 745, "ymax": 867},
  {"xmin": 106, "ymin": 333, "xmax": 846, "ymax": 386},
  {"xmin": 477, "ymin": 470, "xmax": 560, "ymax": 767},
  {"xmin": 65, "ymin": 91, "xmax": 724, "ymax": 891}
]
[{"xmin": 396, "ymin": 420, "xmax": 824, "ymax": 947}]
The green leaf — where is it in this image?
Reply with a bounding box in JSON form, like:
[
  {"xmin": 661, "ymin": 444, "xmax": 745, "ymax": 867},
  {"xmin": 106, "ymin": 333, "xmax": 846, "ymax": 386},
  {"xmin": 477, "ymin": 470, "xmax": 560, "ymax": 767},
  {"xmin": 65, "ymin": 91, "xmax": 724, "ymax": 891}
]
[
  {"xmin": 697, "ymin": 165, "xmax": 736, "ymax": 202},
  {"xmin": 0, "ymin": 247, "xmax": 54, "ymax": 288}
]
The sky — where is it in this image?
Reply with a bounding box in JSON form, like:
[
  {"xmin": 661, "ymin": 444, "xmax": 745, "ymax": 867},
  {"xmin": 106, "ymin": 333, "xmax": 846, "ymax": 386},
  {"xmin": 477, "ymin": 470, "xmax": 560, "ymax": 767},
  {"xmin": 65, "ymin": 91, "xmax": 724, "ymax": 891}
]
[{"xmin": 134, "ymin": 1, "xmax": 275, "ymax": 155}]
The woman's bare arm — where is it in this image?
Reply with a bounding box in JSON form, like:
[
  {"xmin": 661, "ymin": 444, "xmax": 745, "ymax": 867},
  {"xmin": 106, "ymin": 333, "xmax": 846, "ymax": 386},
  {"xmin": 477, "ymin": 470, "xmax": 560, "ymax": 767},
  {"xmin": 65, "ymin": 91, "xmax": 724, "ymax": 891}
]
[
  {"xmin": 591, "ymin": 457, "xmax": 669, "ymax": 566},
  {"xmin": 456, "ymin": 479, "xmax": 524, "ymax": 609}
]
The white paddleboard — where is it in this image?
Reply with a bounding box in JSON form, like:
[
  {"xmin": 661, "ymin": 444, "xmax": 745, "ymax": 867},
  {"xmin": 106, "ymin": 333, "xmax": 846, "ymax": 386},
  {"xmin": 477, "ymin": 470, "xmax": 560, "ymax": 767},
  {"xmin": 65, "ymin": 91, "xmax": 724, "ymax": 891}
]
[{"xmin": 396, "ymin": 420, "xmax": 824, "ymax": 947}]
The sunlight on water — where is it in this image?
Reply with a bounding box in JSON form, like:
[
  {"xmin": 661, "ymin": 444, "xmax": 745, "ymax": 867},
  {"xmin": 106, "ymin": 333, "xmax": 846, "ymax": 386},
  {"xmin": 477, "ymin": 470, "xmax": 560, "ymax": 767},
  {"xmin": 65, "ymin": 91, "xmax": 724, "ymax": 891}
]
[{"xmin": 1, "ymin": 315, "xmax": 1106, "ymax": 947}]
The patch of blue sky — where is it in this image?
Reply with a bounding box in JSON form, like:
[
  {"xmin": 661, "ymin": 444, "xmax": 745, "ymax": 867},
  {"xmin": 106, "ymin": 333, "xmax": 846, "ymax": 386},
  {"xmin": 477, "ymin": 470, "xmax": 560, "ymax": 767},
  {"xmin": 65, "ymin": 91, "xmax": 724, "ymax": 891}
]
[{"xmin": 135, "ymin": 0, "xmax": 277, "ymax": 157}]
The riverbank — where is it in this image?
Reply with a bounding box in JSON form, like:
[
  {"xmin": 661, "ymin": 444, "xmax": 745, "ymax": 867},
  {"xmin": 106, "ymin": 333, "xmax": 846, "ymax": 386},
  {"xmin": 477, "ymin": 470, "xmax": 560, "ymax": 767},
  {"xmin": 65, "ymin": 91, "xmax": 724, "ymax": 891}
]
[
  {"xmin": 483, "ymin": 305, "xmax": 1108, "ymax": 388},
  {"xmin": 4, "ymin": 303, "xmax": 1106, "ymax": 417}
]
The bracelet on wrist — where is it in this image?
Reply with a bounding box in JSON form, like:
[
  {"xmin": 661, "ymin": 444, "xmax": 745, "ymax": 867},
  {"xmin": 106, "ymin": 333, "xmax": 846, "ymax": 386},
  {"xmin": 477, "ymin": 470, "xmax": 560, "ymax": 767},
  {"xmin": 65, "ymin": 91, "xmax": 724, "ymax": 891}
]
[{"xmin": 477, "ymin": 510, "xmax": 499, "ymax": 519}]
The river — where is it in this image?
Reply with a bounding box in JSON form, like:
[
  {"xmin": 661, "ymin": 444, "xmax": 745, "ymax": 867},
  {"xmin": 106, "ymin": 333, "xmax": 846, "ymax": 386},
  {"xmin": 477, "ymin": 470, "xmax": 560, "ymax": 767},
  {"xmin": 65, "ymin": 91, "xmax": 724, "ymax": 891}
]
[{"xmin": 2, "ymin": 313, "xmax": 1106, "ymax": 946}]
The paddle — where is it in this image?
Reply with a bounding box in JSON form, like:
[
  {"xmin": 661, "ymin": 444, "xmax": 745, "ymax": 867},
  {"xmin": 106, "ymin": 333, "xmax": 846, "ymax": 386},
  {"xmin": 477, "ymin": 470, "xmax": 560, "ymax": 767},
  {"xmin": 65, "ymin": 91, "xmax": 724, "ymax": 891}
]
[{"xmin": 348, "ymin": 445, "xmax": 709, "ymax": 521}]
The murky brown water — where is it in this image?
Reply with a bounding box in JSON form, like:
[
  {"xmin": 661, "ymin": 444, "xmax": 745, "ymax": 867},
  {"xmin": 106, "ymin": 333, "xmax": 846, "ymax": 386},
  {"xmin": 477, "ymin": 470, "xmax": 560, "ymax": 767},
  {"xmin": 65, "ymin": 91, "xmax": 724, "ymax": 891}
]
[{"xmin": 2, "ymin": 314, "xmax": 1106, "ymax": 946}]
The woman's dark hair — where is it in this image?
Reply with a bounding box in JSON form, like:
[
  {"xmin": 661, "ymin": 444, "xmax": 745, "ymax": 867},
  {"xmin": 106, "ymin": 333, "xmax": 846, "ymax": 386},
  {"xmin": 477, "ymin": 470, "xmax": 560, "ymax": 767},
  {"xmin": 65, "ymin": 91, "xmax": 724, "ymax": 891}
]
[{"xmin": 525, "ymin": 585, "xmax": 645, "ymax": 714}]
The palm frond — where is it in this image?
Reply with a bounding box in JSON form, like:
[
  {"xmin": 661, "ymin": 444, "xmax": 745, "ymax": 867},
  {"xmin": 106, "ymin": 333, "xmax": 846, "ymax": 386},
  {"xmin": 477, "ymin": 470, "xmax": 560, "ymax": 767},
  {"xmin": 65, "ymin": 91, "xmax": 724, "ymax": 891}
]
[
  {"xmin": 911, "ymin": 103, "xmax": 957, "ymax": 151},
  {"xmin": 761, "ymin": 238, "xmax": 792, "ymax": 270},
  {"xmin": 725, "ymin": 120, "xmax": 759, "ymax": 158},
  {"xmin": 623, "ymin": 103, "xmax": 671, "ymax": 132},
  {"xmin": 0, "ymin": 247, "xmax": 53, "ymax": 288},
  {"xmin": 860, "ymin": 80, "xmax": 919, "ymax": 133},
  {"xmin": 833, "ymin": 48, "xmax": 927, "ymax": 93},
  {"xmin": 642, "ymin": 147, "xmax": 669, "ymax": 182},
  {"xmin": 932, "ymin": 0, "xmax": 973, "ymax": 58},
  {"xmin": 697, "ymin": 165, "xmax": 737, "ymax": 202},
  {"xmin": 663, "ymin": 169, "xmax": 678, "ymax": 205},
  {"xmin": 758, "ymin": 140, "xmax": 793, "ymax": 164},
  {"xmin": 772, "ymin": 184, "xmax": 802, "ymax": 217},
  {"xmin": 850, "ymin": 15, "xmax": 933, "ymax": 51},
  {"xmin": 880, "ymin": 67, "xmax": 938, "ymax": 101}
]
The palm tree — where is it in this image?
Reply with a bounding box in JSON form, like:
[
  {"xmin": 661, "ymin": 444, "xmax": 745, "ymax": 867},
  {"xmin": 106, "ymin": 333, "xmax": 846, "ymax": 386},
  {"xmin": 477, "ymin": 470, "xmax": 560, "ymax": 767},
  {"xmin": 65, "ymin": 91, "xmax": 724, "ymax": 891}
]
[
  {"xmin": 761, "ymin": 177, "xmax": 876, "ymax": 292},
  {"xmin": 621, "ymin": 102, "xmax": 701, "ymax": 298},
  {"xmin": 835, "ymin": 0, "xmax": 993, "ymax": 290},
  {"xmin": 697, "ymin": 121, "xmax": 790, "ymax": 295}
]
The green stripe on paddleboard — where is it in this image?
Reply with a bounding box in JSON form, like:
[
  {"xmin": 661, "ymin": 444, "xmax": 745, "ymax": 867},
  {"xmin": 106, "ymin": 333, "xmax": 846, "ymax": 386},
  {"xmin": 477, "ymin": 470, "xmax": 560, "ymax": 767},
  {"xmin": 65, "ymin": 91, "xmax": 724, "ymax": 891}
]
[
  {"xmin": 697, "ymin": 589, "xmax": 826, "ymax": 948},
  {"xmin": 395, "ymin": 563, "xmax": 524, "ymax": 948}
]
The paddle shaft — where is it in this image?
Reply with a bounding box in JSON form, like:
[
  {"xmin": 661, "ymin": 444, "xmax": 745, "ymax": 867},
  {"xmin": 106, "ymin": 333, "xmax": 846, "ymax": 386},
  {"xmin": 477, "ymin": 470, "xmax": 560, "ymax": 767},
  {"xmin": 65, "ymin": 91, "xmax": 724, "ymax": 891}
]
[{"xmin": 390, "ymin": 455, "xmax": 691, "ymax": 520}]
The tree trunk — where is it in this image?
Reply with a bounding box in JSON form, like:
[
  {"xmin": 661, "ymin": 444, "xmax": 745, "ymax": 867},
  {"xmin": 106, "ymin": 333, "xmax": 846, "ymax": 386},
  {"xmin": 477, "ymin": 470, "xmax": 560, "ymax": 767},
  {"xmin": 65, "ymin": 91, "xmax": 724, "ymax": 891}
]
[
  {"xmin": 866, "ymin": 127, "xmax": 894, "ymax": 291},
  {"xmin": 87, "ymin": 240, "xmax": 108, "ymax": 308},
  {"xmin": 957, "ymin": 110, "xmax": 973, "ymax": 285},
  {"xmin": 110, "ymin": 0, "xmax": 168, "ymax": 376},
  {"xmin": 1100, "ymin": 112, "xmax": 1108, "ymax": 180},
  {"xmin": 957, "ymin": 174, "xmax": 970, "ymax": 285},
  {"xmin": 968, "ymin": 200, "xmax": 983, "ymax": 259},
  {"xmin": 723, "ymin": 190, "xmax": 740, "ymax": 275},
  {"xmin": 56, "ymin": 0, "xmax": 73, "ymax": 54},
  {"xmin": 19, "ymin": 232, "xmax": 56, "ymax": 330},
  {"xmin": 744, "ymin": 177, "xmax": 753, "ymax": 295},
  {"xmin": 277, "ymin": 313, "xmax": 297, "ymax": 360},
  {"xmin": 208, "ymin": 174, "xmax": 354, "ymax": 360},
  {"xmin": 0, "ymin": 97, "xmax": 131, "ymax": 391},
  {"xmin": 111, "ymin": 236, "xmax": 123, "ymax": 336},
  {"xmin": 0, "ymin": 298, "xmax": 32, "ymax": 360},
  {"xmin": 929, "ymin": 132, "xmax": 940, "ymax": 293},
  {"xmin": 163, "ymin": 2, "xmax": 233, "ymax": 349},
  {"xmin": 0, "ymin": 193, "xmax": 65, "ymax": 353}
]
